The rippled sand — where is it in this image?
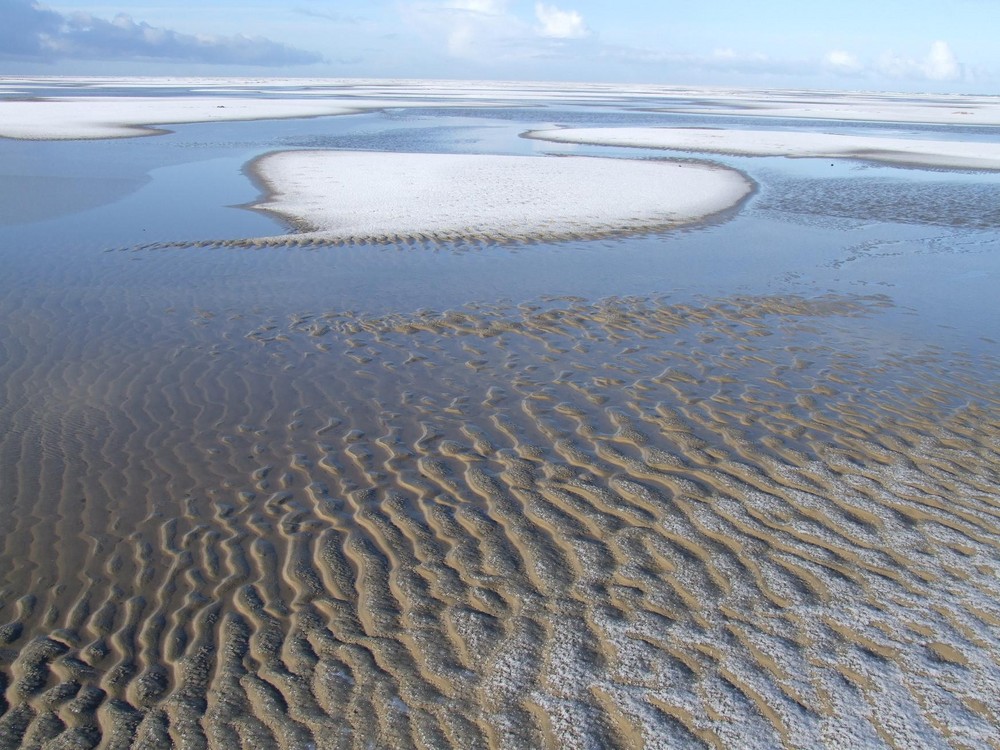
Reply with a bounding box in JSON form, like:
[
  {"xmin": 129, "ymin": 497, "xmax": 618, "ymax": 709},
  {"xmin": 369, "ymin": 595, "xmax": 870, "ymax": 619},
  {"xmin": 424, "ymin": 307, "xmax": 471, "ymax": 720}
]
[{"xmin": 0, "ymin": 291, "xmax": 998, "ymax": 748}]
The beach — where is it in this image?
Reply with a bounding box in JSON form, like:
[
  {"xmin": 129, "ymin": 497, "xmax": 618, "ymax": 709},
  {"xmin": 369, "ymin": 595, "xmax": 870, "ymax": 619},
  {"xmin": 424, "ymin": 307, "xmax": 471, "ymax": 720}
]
[{"xmin": 0, "ymin": 78, "xmax": 998, "ymax": 749}]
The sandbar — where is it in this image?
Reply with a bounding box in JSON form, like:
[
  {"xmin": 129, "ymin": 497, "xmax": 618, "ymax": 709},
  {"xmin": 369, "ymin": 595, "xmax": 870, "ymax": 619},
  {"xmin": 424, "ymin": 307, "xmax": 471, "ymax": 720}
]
[
  {"xmin": 249, "ymin": 151, "xmax": 753, "ymax": 244},
  {"xmin": 6, "ymin": 80, "xmax": 1000, "ymax": 141},
  {"xmin": 648, "ymin": 90, "xmax": 1000, "ymax": 126},
  {"xmin": 0, "ymin": 96, "xmax": 375, "ymax": 140},
  {"xmin": 526, "ymin": 126, "xmax": 1000, "ymax": 171}
]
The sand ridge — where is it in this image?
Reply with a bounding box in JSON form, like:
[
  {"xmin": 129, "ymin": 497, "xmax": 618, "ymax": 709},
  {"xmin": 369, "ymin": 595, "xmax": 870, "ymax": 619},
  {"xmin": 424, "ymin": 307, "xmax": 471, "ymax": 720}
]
[{"xmin": 0, "ymin": 290, "xmax": 997, "ymax": 748}]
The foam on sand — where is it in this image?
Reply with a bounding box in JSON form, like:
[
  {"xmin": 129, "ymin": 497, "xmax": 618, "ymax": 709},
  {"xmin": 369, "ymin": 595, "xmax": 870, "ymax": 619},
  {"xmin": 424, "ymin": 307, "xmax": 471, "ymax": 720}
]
[
  {"xmin": 0, "ymin": 96, "xmax": 372, "ymax": 140},
  {"xmin": 527, "ymin": 126, "xmax": 1000, "ymax": 171},
  {"xmin": 250, "ymin": 151, "xmax": 753, "ymax": 244}
]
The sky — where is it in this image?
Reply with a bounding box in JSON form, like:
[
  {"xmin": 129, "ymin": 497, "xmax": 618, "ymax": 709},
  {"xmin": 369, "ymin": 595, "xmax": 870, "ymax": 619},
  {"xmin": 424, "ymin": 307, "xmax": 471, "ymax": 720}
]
[{"xmin": 1, "ymin": 0, "xmax": 998, "ymax": 93}]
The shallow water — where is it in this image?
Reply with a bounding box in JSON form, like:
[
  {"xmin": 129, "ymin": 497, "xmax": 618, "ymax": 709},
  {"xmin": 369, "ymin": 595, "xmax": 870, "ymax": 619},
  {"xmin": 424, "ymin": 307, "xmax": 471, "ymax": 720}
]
[
  {"xmin": 2, "ymin": 108, "xmax": 998, "ymax": 341},
  {"xmin": 0, "ymin": 90, "xmax": 998, "ymax": 749}
]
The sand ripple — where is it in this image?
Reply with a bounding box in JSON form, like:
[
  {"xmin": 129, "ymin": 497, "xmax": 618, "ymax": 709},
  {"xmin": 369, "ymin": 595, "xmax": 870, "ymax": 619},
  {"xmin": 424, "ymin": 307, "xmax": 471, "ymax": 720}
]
[{"xmin": 0, "ymin": 292, "xmax": 998, "ymax": 748}]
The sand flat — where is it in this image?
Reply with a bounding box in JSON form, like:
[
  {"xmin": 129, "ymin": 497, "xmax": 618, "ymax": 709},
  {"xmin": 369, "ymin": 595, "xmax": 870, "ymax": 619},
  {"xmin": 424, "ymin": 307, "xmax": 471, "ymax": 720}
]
[
  {"xmin": 2, "ymin": 78, "xmax": 1000, "ymax": 750},
  {"xmin": 0, "ymin": 96, "xmax": 376, "ymax": 140},
  {"xmin": 250, "ymin": 151, "xmax": 753, "ymax": 244},
  {"xmin": 0, "ymin": 91, "xmax": 522, "ymax": 141},
  {"xmin": 8, "ymin": 78, "xmax": 1000, "ymax": 128},
  {"xmin": 0, "ymin": 290, "xmax": 997, "ymax": 748},
  {"xmin": 648, "ymin": 90, "xmax": 1000, "ymax": 126},
  {"xmin": 5, "ymin": 80, "xmax": 1000, "ymax": 146},
  {"xmin": 4, "ymin": 76, "xmax": 1000, "ymax": 115},
  {"xmin": 527, "ymin": 126, "xmax": 1000, "ymax": 171}
]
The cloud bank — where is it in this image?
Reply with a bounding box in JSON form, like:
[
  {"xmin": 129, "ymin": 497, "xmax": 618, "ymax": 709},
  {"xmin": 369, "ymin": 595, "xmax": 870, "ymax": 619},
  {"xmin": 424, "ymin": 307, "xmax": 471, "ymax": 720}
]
[
  {"xmin": 876, "ymin": 41, "xmax": 961, "ymax": 81},
  {"xmin": 0, "ymin": 0, "xmax": 323, "ymax": 66},
  {"xmin": 826, "ymin": 40, "xmax": 963, "ymax": 82},
  {"xmin": 399, "ymin": 0, "xmax": 968, "ymax": 90}
]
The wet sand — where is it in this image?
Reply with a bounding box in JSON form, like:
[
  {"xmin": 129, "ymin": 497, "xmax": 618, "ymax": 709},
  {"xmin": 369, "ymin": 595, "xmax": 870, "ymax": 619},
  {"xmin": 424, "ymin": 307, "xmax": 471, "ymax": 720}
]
[
  {"xmin": 1, "ymin": 289, "xmax": 997, "ymax": 748},
  {"xmin": 1, "ymin": 79, "xmax": 999, "ymax": 749}
]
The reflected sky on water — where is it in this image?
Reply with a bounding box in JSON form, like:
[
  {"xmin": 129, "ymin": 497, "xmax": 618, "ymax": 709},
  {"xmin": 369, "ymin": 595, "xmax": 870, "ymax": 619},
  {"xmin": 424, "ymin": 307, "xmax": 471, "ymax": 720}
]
[{"xmin": 1, "ymin": 100, "xmax": 998, "ymax": 358}]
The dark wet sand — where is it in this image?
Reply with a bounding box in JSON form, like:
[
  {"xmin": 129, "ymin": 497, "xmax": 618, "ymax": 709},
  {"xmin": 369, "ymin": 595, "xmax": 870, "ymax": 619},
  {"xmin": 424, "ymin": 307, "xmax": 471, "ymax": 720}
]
[{"xmin": 1, "ymin": 288, "xmax": 997, "ymax": 748}]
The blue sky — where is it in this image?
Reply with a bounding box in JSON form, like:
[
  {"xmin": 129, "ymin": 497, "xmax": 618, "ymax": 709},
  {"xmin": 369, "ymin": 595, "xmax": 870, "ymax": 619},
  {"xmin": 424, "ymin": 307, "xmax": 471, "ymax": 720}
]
[{"xmin": 1, "ymin": 0, "xmax": 997, "ymax": 93}]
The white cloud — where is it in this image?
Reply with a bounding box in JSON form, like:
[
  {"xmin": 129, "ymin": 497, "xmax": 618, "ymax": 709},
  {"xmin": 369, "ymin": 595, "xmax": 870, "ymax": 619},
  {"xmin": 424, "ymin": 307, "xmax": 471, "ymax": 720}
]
[
  {"xmin": 400, "ymin": 1, "xmax": 970, "ymax": 90},
  {"xmin": 448, "ymin": 0, "xmax": 506, "ymax": 14},
  {"xmin": 402, "ymin": 0, "xmax": 592, "ymax": 63},
  {"xmin": 825, "ymin": 50, "xmax": 862, "ymax": 74},
  {"xmin": 924, "ymin": 40, "xmax": 960, "ymax": 80},
  {"xmin": 403, "ymin": 0, "xmax": 517, "ymax": 59},
  {"xmin": 878, "ymin": 40, "xmax": 962, "ymax": 81},
  {"xmin": 820, "ymin": 41, "xmax": 962, "ymax": 83},
  {"xmin": 534, "ymin": 3, "xmax": 588, "ymax": 39}
]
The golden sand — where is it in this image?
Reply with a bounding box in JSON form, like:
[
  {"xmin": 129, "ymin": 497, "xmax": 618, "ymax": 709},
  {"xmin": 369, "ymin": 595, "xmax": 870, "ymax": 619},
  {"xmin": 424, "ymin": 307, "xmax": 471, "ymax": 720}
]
[{"xmin": 0, "ymin": 292, "xmax": 997, "ymax": 748}]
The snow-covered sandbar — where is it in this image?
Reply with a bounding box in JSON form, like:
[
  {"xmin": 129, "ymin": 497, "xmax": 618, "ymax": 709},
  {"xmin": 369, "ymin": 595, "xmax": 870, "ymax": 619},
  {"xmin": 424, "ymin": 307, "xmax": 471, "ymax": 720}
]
[
  {"xmin": 526, "ymin": 127, "xmax": 1000, "ymax": 171},
  {"xmin": 250, "ymin": 151, "xmax": 753, "ymax": 244},
  {"xmin": 6, "ymin": 79, "xmax": 1000, "ymax": 140},
  {"xmin": 0, "ymin": 96, "xmax": 377, "ymax": 140},
  {"xmin": 648, "ymin": 91, "xmax": 1000, "ymax": 127}
]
